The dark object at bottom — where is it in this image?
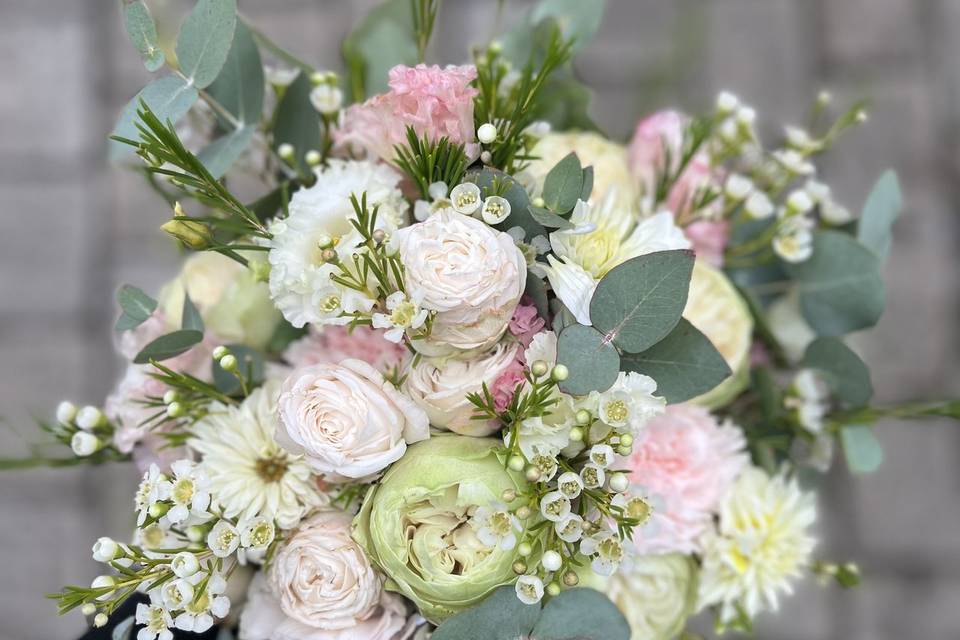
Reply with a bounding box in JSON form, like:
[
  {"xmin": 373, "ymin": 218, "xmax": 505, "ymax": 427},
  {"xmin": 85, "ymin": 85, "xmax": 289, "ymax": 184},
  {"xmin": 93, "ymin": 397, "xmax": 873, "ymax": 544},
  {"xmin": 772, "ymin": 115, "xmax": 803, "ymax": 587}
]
[{"xmin": 76, "ymin": 594, "xmax": 224, "ymax": 640}]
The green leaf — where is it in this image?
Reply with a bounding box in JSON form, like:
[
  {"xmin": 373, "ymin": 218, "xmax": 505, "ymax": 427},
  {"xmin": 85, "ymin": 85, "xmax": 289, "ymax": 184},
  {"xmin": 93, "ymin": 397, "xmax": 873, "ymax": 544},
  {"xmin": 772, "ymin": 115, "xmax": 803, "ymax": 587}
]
[
  {"xmin": 342, "ymin": 0, "xmax": 417, "ymax": 101},
  {"xmin": 579, "ymin": 166, "xmax": 594, "ymax": 201},
  {"xmin": 556, "ymin": 324, "xmax": 620, "ymax": 395},
  {"xmin": 432, "ymin": 585, "xmax": 540, "ymax": 640},
  {"xmin": 175, "ymin": 0, "xmax": 237, "ymax": 89},
  {"xmin": 466, "ymin": 169, "xmax": 545, "ymax": 240},
  {"xmin": 802, "ymin": 337, "xmax": 873, "ymax": 408},
  {"xmin": 785, "ymin": 231, "xmax": 885, "ymax": 336},
  {"xmin": 857, "ymin": 170, "xmax": 901, "ymax": 262},
  {"xmin": 531, "ymin": 588, "xmax": 630, "ymax": 640},
  {"xmin": 213, "ymin": 345, "xmax": 264, "ymax": 394},
  {"xmin": 266, "ymin": 318, "xmax": 308, "ymax": 354},
  {"xmin": 207, "ymin": 21, "xmax": 264, "ymax": 126},
  {"xmin": 529, "ymin": 205, "xmax": 574, "ymax": 230},
  {"xmin": 272, "ymin": 72, "xmax": 321, "ymax": 171},
  {"xmin": 621, "ymin": 318, "xmax": 732, "ymax": 403},
  {"xmin": 590, "ymin": 250, "xmax": 695, "ymax": 353},
  {"xmin": 198, "ymin": 126, "xmax": 256, "ymax": 178},
  {"xmin": 112, "ymin": 616, "xmax": 135, "ymax": 640},
  {"xmin": 181, "ymin": 294, "xmax": 204, "ymax": 332},
  {"xmin": 123, "ymin": 1, "xmax": 164, "ymax": 71},
  {"xmin": 115, "ymin": 284, "xmax": 157, "ymax": 332},
  {"xmin": 840, "ymin": 424, "xmax": 884, "ymax": 474},
  {"xmin": 528, "ymin": 0, "xmax": 607, "ymax": 55},
  {"xmin": 542, "ymin": 152, "xmax": 583, "ymax": 213},
  {"xmin": 133, "ymin": 330, "xmax": 204, "ymax": 364},
  {"xmin": 525, "ymin": 272, "xmax": 550, "ymax": 321},
  {"xmin": 110, "ymin": 75, "xmax": 199, "ymax": 159}
]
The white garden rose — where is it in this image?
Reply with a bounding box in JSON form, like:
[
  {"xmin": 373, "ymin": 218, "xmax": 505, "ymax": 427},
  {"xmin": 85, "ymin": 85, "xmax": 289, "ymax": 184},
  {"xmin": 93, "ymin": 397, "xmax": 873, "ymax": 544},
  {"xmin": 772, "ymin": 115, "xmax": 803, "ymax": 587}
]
[
  {"xmin": 525, "ymin": 131, "xmax": 638, "ymax": 211},
  {"xmin": 404, "ymin": 342, "xmax": 522, "ymax": 436},
  {"xmin": 266, "ymin": 510, "xmax": 396, "ymax": 634},
  {"xmin": 157, "ymin": 251, "xmax": 280, "ymax": 350},
  {"xmin": 601, "ymin": 554, "xmax": 699, "ymax": 640},
  {"xmin": 391, "ymin": 209, "xmax": 526, "ymax": 356},
  {"xmin": 277, "ymin": 360, "xmax": 429, "ymax": 479}
]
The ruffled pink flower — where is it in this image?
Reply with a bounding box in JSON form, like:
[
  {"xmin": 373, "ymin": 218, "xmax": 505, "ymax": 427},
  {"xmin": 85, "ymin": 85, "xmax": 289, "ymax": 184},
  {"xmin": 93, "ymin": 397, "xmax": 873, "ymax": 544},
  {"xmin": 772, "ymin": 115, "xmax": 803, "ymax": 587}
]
[
  {"xmin": 508, "ymin": 301, "xmax": 546, "ymax": 349},
  {"xmin": 621, "ymin": 404, "xmax": 748, "ymax": 555},
  {"xmin": 335, "ymin": 64, "xmax": 479, "ymax": 164},
  {"xmin": 491, "ymin": 358, "xmax": 526, "ymax": 413},
  {"xmin": 627, "ymin": 110, "xmax": 722, "ymax": 220},
  {"xmin": 283, "ymin": 325, "xmax": 409, "ymax": 372},
  {"xmin": 684, "ymin": 219, "xmax": 730, "ymax": 268}
]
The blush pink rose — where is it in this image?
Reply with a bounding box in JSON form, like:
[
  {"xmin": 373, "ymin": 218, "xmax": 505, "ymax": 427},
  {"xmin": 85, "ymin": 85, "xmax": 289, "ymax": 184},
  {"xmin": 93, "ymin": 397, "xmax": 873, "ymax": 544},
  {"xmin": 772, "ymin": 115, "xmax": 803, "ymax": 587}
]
[
  {"xmin": 283, "ymin": 325, "xmax": 409, "ymax": 372},
  {"xmin": 621, "ymin": 404, "xmax": 748, "ymax": 555},
  {"xmin": 335, "ymin": 64, "xmax": 479, "ymax": 164},
  {"xmin": 508, "ymin": 301, "xmax": 546, "ymax": 349},
  {"xmin": 684, "ymin": 220, "xmax": 730, "ymax": 268}
]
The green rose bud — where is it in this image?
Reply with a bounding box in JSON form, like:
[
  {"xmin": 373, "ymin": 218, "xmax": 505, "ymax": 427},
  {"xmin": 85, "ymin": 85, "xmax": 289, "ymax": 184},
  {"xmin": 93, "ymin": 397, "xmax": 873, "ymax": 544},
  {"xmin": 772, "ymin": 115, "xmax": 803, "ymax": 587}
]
[{"xmin": 352, "ymin": 435, "xmax": 532, "ymax": 623}]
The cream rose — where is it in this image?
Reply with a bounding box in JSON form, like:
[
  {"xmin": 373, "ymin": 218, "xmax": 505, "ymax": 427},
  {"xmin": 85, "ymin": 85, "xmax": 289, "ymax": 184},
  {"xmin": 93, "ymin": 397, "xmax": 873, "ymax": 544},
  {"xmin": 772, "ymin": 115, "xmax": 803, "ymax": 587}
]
[
  {"xmin": 277, "ymin": 360, "xmax": 429, "ymax": 479},
  {"xmin": 602, "ymin": 554, "xmax": 699, "ymax": 640},
  {"xmin": 252, "ymin": 511, "xmax": 412, "ymax": 639},
  {"xmin": 391, "ymin": 209, "xmax": 526, "ymax": 356},
  {"xmin": 403, "ymin": 342, "xmax": 522, "ymax": 436}
]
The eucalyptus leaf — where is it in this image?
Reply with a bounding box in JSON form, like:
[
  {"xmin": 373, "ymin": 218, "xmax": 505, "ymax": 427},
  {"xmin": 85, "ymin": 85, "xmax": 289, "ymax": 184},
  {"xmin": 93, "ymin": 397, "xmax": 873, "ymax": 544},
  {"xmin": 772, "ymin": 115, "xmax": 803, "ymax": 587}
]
[
  {"xmin": 115, "ymin": 284, "xmax": 157, "ymax": 332},
  {"xmin": 785, "ymin": 231, "xmax": 885, "ymax": 336},
  {"xmin": 123, "ymin": 1, "xmax": 164, "ymax": 71},
  {"xmin": 579, "ymin": 166, "xmax": 594, "ymax": 201},
  {"xmin": 556, "ymin": 324, "xmax": 620, "ymax": 395},
  {"xmin": 110, "ymin": 75, "xmax": 199, "ymax": 158},
  {"xmin": 431, "ymin": 585, "xmax": 541, "ymax": 640},
  {"xmin": 802, "ymin": 337, "xmax": 873, "ymax": 408},
  {"xmin": 272, "ymin": 72, "xmax": 321, "ymax": 171},
  {"xmin": 857, "ymin": 170, "xmax": 901, "ymax": 262},
  {"xmin": 529, "ymin": 206, "xmax": 574, "ymax": 230},
  {"xmin": 134, "ymin": 330, "xmax": 204, "ymax": 364},
  {"xmin": 589, "ymin": 249, "xmax": 694, "ymax": 353},
  {"xmin": 175, "ymin": 0, "xmax": 237, "ymax": 89},
  {"xmin": 840, "ymin": 424, "xmax": 884, "ymax": 474},
  {"xmin": 112, "ymin": 616, "xmax": 135, "ymax": 640},
  {"xmin": 542, "ymin": 152, "xmax": 583, "ymax": 214},
  {"xmin": 181, "ymin": 293, "xmax": 204, "ymax": 332},
  {"xmin": 207, "ymin": 21, "xmax": 264, "ymax": 126},
  {"xmin": 531, "ymin": 588, "xmax": 630, "ymax": 640},
  {"xmin": 342, "ymin": 0, "xmax": 416, "ymax": 100},
  {"xmin": 525, "ymin": 272, "xmax": 550, "ymax": 321},
  {"xmin": 465, "ymin": 168, "xmax": 544, "ymax": 240},
  {"xmin": 213, "ymin": 345, "xmax": 265, "ymax": 394},
  {"xmin": 528, "ymin": 0, "xmax": 607, "ymax": 55},
  {"xmin": 620, "ymin": 318, "xmax": 732, "ymax": 403},
  {"xmin": 551, "ymin": 299, "xmax": 577, "ymax": 334},
  {"xmin": 198, "ymin": 125, "xmax": 256, "ymax": 178}
]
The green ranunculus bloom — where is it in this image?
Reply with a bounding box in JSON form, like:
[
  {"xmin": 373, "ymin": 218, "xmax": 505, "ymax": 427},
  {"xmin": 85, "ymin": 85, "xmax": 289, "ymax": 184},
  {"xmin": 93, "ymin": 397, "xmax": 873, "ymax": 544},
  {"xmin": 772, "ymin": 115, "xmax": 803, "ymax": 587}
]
[{"xmin": 352, "ymin": 435, "xmax": 531, "ymax": 623}]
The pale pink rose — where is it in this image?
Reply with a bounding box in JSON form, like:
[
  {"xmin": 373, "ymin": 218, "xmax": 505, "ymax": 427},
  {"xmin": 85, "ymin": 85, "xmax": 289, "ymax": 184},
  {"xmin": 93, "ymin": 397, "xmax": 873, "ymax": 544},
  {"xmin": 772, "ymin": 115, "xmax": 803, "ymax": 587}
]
[
  {"xmin": 335, "ymin": 64, "xmax": 479, "ymax": 164},
  {"xmin": 277, "ymin": 360, "xmax": 429, "ymax": 479},
  {"xmin": 508, "ymin": 301, "xmax": 546, "ymax": 349},
  {"xmin": 403, "ymin": 342, "xmax": 521, "ymax": 436},
  {"xmin": 283, "ymin": 325, "xmax": 409, "ymax": 372},
  {"xmin": 621, "ymin": 404, "xmax": 748, "ymax": 555},
  {"xmin": 684, "ymin": 220, "xmax": 730, "ymax": 268},
  {"xmin": 491, "ymin": 358, "xmax": 526, "ymax": 413}
]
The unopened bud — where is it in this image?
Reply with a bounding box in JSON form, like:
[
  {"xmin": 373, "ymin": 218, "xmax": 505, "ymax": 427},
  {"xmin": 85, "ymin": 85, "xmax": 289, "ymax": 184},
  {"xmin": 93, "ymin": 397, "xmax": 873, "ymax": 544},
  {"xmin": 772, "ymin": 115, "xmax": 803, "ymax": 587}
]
[
  {"xmin": 501, "ymin": 489, "xmax": 517, "ymax": 503},
  {"xmin": 219, "ymin": 354, "xmax": 238, "ymax": 372},
  {"xmin": 278, "ymin": 143, "xmax": 295, "ymax": 160},
  {"xmin": 531, "ymin": 360, "xmax": 549, "ymax": 377},
  {"xmin": 56, "ymin": 401, "xmax": 78, "ymax": 425},
  {"xmin": 94, "ymin": 614, "xmax": 108, "ymax": 628},
  {"xmin": 508, "ymin": 455, "xmax": 526, "ymax": 472},
  {"xmin": 551, "ymin": 364, "xmax": 569, "ymax": 382},
  {"xmin": 81, "ymin": 603, "xmax": 97, "ymax": 616},
  {"xmin": 568, "ymin": 426, "xmax": 584, "ymax": 442},
  {"xmin": 250, "ymin": 259, "xmax": 271, "ymax": 283},
  {"xmin": 545, "ymin": 582, "xmax": 561, "ymax": 597},
  {"xmin": 212, "ymin": 346, "xmax": 230, "ymax": 360},
  {"xmin": 562, "ymin": 571, "xmax": 580, "ymax": 587},
  {"xmin": 305, "ymin": 150, "xmax": 322, "ymax": 166},
  {"xmin": 525, "ymin": 466, "xmax": 542, "ymax": 482},
  {"xmin": 163, "ymin": 204, "xmax": 212, "ymax": 250},
  {"xmin": 372, "ymin": 229, "xmax": 387, "ymax": 244},
  {"xmin": 513, "ymin": 561, "xmax": 527, "ymax": 575},
  {"xmin": 166, "ymin": 402, "xmax": 185, "ymax": 418},
  {"xmin": 575, "ymin": 409, "xmax": 591, "ymax": 425},
  {"xmin": 162, "ymin": 390, "xmax": 178, "ymax": 405}
]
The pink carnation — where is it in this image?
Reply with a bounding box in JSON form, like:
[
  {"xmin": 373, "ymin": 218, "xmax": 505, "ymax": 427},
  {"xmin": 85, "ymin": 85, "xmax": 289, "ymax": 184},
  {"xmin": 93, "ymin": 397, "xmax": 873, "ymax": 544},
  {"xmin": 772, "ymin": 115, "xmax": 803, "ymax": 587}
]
[
  {"xmin": 684, "ymin": 219, "xmax": 730, "ymax": 268},
  {"xmin": 283, "ymin": 325, "xmax": 408, "ymax": 372},
  {"xmin": 335, "ymin": 64, "xmax": 479, "ymax": 164},
  {"xmin": 621, "ymin": 404, "xmax": 747, "ymax": 555},
  {"xmin": 491, "ymin": 358, "xmax": 526, "ymax": 413},
  {"xmin": 508, "ymin": 301, "xmax": 546, "ymax": 349}
]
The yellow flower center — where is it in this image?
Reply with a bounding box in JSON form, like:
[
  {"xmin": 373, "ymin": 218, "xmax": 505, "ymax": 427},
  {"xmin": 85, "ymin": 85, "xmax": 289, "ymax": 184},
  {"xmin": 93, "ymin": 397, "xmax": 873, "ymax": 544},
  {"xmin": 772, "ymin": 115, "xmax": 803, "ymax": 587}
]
[
  {"xmin": 604, "ymin": 399, "xmax": 629, "ymax": 424},
  {"xmin": 488, "ymin": 512, "xmax": 512, "ymax": 536},
  {"xmin": 625, "ymin": 497, "xmax": 653, "ymax": 524},
  {"xmin": 597, "ymin": 537, "xmax": 623, "ymax": 563},
  {"xmin": 319, "ymin": 294, "xmax": 341, "ymax": 313},
  {"xmin": 172, "ymin": 478, "xmax": 195, "ymax": 505},
  {"xmin": 390, "ymin": 300, "xmax": 418, "ymax": 327},
  {"xmin": 255, "ymin": 455, "xmax": 288, "ymax": 483}
]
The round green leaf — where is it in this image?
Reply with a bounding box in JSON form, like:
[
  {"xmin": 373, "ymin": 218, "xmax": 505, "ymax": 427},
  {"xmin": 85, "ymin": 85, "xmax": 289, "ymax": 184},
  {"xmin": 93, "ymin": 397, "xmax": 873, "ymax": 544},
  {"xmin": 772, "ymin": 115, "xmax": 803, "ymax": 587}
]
[
  {"xmin": 589, "ymin": 250, "xmax": 695, "ymax": 353},
  {"xmin": 115, "ymin": 284, "xmax": 157, "ymax": 331},
  {"xmin": 620, "ymin": 318, "xmax": 731, "ymax": 403},
  {"xmin": 198, "ymin": 126, "xmax": 256, "ymax": 179},
  {"xmin": 840, "ymin": 424, "xmax": 884, "ymax": 474},
  {"xmin": 785, "ymin": 231, "xmax": 885, "ymax": 336},
  {"xmin": 531, "ymin": 588, "xmax": 630, "ymax": 640},
  {"xmin": 208, "ymin": 21, "xmax": 264, "ymax": 127},
  {"xmin": 802, "ymin": 337, "xmax": 873, "ymax": 408},
  {"xmin": 431, "ymin": 585, "xmax": 540, "ymax": 640},
  {"xmin": 123, "ymin": 1, "xmax": 165, "ymax": 72},
  {"xmin": 175, "ymin": 0, "xmax": 238, "ymax": 89},
  {"xmin": 110, "ymin": 75, "xmax": 199, "ymax": 159},
  {"xmin": 134, "ymin": 330, "xmax": 204, "ymax": 364},
  {"xmin": 857, "ymin": 170, "xmax": 901, "ymax": 262},
  {"xmin": 542, "ymin": 152, "xmax": 583, "ymax": 214},
  {"xmin": 272, "ymin": 72, "xmax": 321, "ymax": 172},
  {"xmin": 556, "ymin": 324, "xmax": 620, "ymax": 396}
]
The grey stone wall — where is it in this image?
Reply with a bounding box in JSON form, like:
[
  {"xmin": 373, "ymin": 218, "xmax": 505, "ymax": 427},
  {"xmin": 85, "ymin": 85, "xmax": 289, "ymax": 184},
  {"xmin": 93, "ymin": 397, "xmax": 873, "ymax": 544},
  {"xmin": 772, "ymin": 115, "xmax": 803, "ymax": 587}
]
[{"xmin": 1, "ymin": 1, "xmax": 958, "ymax": 638}]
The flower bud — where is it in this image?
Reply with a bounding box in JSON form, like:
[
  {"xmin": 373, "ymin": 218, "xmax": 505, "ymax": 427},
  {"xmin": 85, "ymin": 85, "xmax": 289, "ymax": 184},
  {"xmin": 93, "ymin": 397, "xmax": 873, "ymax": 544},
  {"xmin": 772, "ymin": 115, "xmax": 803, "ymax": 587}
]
[
  {"xmin": 531, "ymin": 360, "xmax": 549, "ymax": 377},
  {"xmin": 162, "ymin": 204, "xmax": 212, "ymax": 250},
  {"xmin": 162, "ymin": 390, "xmax": 178, "ymax": 405},
  {"xmin": 608, "ymin": 472, "xmax": 630, "ymax": 493},
  {"xmin": 93, "ymin": 614, "xmax": 108, "ymax": 628},
  {"xmin": 524, "ymin": 466, "xmax": 541, "ymax": 482},
  {"xmin": 574, "ymin": 409, "xmax": 591, "ymax": 425},
  {"xmin": 716, "ymin": 91, "xmax": 739, "ymax": 114},
  {"xmin": 92, "ymin": 537, "xmax": 120, "ymax": 563},
  {"xmin": 515, "ymin": 506, "xmax": 532, "ymax": 520},
  {"xmin": 477, "ymin": 123, "xmax": 498, "ymax": 144},
  {"xmin": 616, "ymin": 444, "xmax": 633, "ymax": 457},
  {"xmin": 149, "ymin": 501, "xmax": 171, "ymax": 518},
  {"xmin": 513, "ymin": 561, "xmax": 527, "ymax": 575},
  {"xmin": 562, "ymin": 571, "xmax": 579, "ymax": 587},
  {"xmin": 90, "ymin": 575, "xmax": 116, "ymax": 601},
  {"xmin": 305, "ymin": 150, "xmax": 322, "ymax": 166},
  {"xmin": 427, "ymin": 181, "xmax": 449, "ymax": 200},
  {"xmin": 532, "ymin": 196, "xmax": 545, "ymax": 208},
  {"xmin": 212, "ymin": 345, "xmax": 230, "ymax": 360},
  {"xmin": 56, "ymin": 401, "xmax": 77, "ymax": 425},
  {"xmin": 518, "ymin": 541, "xmax": 533, "ymax": 557},
  {"xmin": 568, "ymin": 426, "xmax": 584, "ymax": 442},
  {"xmin": 508, "ymin": 455, "xmax": 526, "ymax": 472},
  {"xmin": 541, "ymin": 550, "xmax": 562, "ymax": 572},
  {"xmin": 76, "ymin": 406, "xmax": 105, "ymax": 431},
  {"xmin": 219, "ymin": 354, "xmax": 238, "ymax": 372},
  {"xmin": 71, "ymin": 432, "xmax": 100, "ymax": 457},
  {"xmin": 551, "ymin": 364, "xmax": 569, "ymax": 382},
  {"xmin": 81, "ymin": 603, "xmax": 97, "ymax": 616},
  {"xmin": 186, "ymin": 525, "xmax": 207, "ymax": 543},
  {"xmin": 501, "ymin": 489, "xmax": 517, "ymax": 503},
  {"xmin": 480, "ymin": 150, "xmax": 492, "ymax": 164},
  {"xmin": 278, "ymin": 143, "xmax": 295, "ymax": 160},
  {"xmin": 250, "ymin": 259, "xmax": 272, "ymax": 283},
  {"xmin": 166, "ymin": 402, "xmax": 185, "ymax": 418},
  {"xmin": 545, "ymin": 582, "xmax": 562, "ymax": 597}
]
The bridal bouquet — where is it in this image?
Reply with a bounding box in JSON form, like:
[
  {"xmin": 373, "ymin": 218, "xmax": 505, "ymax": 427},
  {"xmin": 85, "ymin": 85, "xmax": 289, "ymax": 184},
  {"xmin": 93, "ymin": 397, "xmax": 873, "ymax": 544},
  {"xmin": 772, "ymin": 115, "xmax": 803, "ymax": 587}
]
[{"xmin": 14, "ymin": 1, "xmax": 960, "ymax": 639}]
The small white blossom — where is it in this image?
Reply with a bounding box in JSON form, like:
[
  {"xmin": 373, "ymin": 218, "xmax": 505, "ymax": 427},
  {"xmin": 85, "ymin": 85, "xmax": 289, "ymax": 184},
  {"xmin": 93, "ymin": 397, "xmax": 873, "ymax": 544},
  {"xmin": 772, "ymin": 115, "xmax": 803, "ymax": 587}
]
[
  {"xmin": 309, "ymin": 84, "xmax": 343, "ymax": 115},
  {"xmin": 71, "ymin": 432, "xmax": 100, "ymax": 457},
  {"xmin": 555, "ymin": 513, "xmax": 584, "ymax": 543},
  {"xmin": 724, "ymin": 174, "xmax": 753, "ymax": 201},
  {"xmin": 580, "ymin": 463, "xmax": 605, "ymax": 490},
  {"xmin": 716, "ymin": 91, "xmax": 740, "ymax": 114},
  {"xmin": 773, "ymin": 216, "xmax": 815, "ymax": 263},
  {"xmin": 157, "ymin": 460, "xmax": 211, "ymax": 525},
  {"xmin": 772, "ymin": 149, "xmax": 815, "ymax": 176},
  {"xmin": 785, "ymin": 190, "xmax": 814, "ymax": 215},
  {"xmin": 539, "ymin": 491, "xmax": 572, "ymax": 522},
  {"xmin": 580, "ymin": 529, "xmax": 624, "ymax": 576},
  {"xmin": 135, "ymin": 465, "xmax": 166, "ymax": 526},
  {"xmin": 371, "ymin": 291, "xmax": 429, "ymax": 343},
  {"xmin": 265, "ymin": 66, "xmax": 299, "ymax": 87},
  {"xmin": 470, "ymin": 503, "xmax": 522, "ymax": 550},
  {"xmin": 173, "ymin": 573, "xmax": 229, "ymax": 633},
  {"xmin": 477, "ymin": 122, "xmax": 497, "ymax": 144},
  {"xmin": 744, "ymin": 191, "xmax": 775, "ymax": 219},
  {"xmin": 170, "ymin": 552, "xmax": 200, "ymax": 578},
  {"xmin": 238, "ymin": 516, "xmax": 276, "ymax": 563},
  {"xmin": 589, "ymin": 444, "xmax": 616, "ymax": 469},
  {"xmin": 821, "ymin": 200, "xmax": 853, "ymax": 225},
  {"xmin": 91, "ymin": 537, "xmax": 120, "ymax": 563},
  {"xmin": 450, "ymin": 182, "xmax": 482, "ymax": 215},
  {"xmin": 207, "ymin": 520, "xmax": 240, "ymax": 558},
  {"xmin": 557, "ymin": 471, "xmax": 584, "ymax": 499},
  {"xmin": 157, "ymin": 578, "xmax": 194, "ymax": 611},
  {"xmin": 135, "ymin": 603, "xmax": 173, "ymax": 640},
  {"xmin": 515, "ymin": 575, "xmax": 545, "ymax": 604},
  {"xmin": 427, "ymin": 181, "xmax": 449, "ymax": 200},
  {"xmin": 541, "ymin": 550, "xmax": 563, "ymax": 572},
  {"xmin": 481, "ymin": 196, "xmax": 511, "ymax": 225},
  {"xmin": 593, "ymin": 372, "xmax": 665, "ymax": 434}
]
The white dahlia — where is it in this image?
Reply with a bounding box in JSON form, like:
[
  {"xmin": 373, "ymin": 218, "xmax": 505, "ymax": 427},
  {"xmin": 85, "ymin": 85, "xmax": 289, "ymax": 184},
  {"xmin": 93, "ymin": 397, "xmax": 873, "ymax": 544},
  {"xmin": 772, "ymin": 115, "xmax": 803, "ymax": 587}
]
[
  {"xmin": 697, "ymin": 466, "xmax": 816, "ymax": 626},
  {"xmin": 188, "ymin": 382, "xmax": 324, "ymax": 529},
  {"xmin": 267, "ymin": 159, "xmax": 409, "ymax": 327}
]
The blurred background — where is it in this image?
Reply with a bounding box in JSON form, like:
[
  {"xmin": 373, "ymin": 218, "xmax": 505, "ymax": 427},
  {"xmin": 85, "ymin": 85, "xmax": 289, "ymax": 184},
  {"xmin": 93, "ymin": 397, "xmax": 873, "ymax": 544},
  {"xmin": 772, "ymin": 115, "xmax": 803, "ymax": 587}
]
[{"xmin": 1, "ymin": 0, "xmax": 959, "ymax": 638}]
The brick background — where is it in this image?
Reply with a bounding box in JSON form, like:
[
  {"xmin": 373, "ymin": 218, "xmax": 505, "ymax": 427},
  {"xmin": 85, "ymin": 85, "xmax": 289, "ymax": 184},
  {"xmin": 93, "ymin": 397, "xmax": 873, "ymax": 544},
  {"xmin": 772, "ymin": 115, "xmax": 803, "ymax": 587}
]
[{"xmin": 1, "ymin": 1, "xmax": 958, "ymax": 638}]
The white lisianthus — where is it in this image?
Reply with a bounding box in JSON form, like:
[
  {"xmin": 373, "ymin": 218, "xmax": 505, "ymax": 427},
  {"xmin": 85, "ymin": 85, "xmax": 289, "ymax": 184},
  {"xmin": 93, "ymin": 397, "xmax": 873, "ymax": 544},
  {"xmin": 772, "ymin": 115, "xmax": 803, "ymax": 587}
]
[
  {"xmin": 188, "ymin": 382, "xmax": 324, "ymax": 529},
  {"xmin": 267, "ymin": 160, "xmax": 408, "ymax": 328},
  {"xmin": 277, "ymin": 359, "xmax": 430, "ymax": 479},
  {"xmin": 391, "ymin": 209, "xmax": 527, "ymax": 356},
  {"xmin": 157, "ymin": 251, "xmax": 281, "ymax": 350},
  {"xmin": 697, "ymin": 467, "xmax": 816, "ymax": 626},
  {"xmin": 404, "ymin": 341, "xmax": 522, "ymax": 436},
  {"xmin": 371, "ymin": 291, "xmax": 429, "ymax": 343}
]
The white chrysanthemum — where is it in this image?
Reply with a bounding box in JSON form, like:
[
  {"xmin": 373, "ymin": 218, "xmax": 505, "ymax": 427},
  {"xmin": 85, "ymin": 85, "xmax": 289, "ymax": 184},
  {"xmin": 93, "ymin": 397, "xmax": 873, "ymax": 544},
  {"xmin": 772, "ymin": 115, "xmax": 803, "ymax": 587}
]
[
  {"xmin": 697, "ymin": 467, "xmax": 816, "ymax": 626},
  {"xmin": 188, "ymin": 382, "xmax": 324, "ymax": 529},
  {"xmin": 267, "ymin": 159, "xmax": 408, "ymax": 327}
]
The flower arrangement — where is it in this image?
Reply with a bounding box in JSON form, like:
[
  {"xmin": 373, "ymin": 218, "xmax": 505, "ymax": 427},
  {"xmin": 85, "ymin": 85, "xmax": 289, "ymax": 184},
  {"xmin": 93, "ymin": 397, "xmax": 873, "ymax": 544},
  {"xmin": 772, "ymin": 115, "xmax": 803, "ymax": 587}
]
[{"xmin": 8, "ymin": 1, "xmax": 960, "ymax": 639}]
